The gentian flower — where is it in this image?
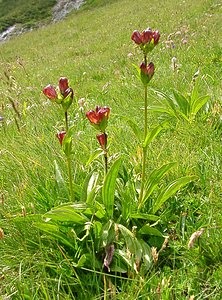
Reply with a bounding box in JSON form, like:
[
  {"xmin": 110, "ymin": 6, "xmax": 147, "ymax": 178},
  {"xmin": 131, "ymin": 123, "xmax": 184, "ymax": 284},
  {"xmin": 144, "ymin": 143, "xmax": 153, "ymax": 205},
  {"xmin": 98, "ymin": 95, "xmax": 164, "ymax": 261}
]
[
  {"xmin": 56, "ymin": 131, "xmax": 66, "ymax": 145},
  {"xmin": 140, "ymin": 61, "xmax": 155, "ymax": 85},
  {"xmin": 131, "ymin": 30, "xmax": 142, "ymax": 45},
  {"xmin": 131, "ymin": 28, "xmax": 160, "ymax": 53},
  {"xmin": 43, "ymin": 77, "xmax": 74, "ymax": 111},
  {"xmin": 43, "ymin": 84, "xmax": 58, "ymax": 100},
  {"xmin": 86, "ymin": 106, "xmax": 110, "ymax": 132},
  {"xmin": 96, "ymin": 133, "xmax": 108, "ymax": 151},
  {"xmin": 59, "ymin": 77, "xmax": 69, "ymax": 95}
]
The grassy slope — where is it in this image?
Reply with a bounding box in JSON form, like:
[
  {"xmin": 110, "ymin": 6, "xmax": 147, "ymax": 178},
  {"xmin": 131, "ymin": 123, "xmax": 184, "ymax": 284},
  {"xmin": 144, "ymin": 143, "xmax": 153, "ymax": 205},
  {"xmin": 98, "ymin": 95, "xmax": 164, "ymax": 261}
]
[
  {"xmin": 0, "ymin": 0, "xmax": 222, "ymax": 298},
  {"xmin": 0, "ymin": 0, "xmax": 57, "ymax": 32}
]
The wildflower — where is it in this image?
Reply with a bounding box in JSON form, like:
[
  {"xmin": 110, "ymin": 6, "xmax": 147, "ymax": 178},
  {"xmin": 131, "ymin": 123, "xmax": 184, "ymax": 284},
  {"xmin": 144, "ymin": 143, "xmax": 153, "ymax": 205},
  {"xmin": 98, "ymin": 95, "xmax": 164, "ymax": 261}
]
[
  {"xmin": 86, "ymin": 106, "xmax": 110, "ymax": 132},
  {"xmin": 56, "ymin": 131, "xmax": 66, "ymax": 145},
  {"xmin": 131, "ymin": 30, "xmax": 142, "ymax": 45},
  {"xmin": 140, "ymin": 61, "xmax": 155, "ymax": 85},
  {"xmin": 0, "ymin": 116, "xmax": 3, "ymax": 121},
  {"xmin": 131, "ymin": 28, "xmax": 160, "ymax": 53},
  {"xmin": 43, "ymin": 77, "xmax": 74, "ymax": 110},
  {"xmin": 96, "ymin": 133, "xmax": 107, "ymax": 151},
  {"xmin": 59, "ymin": 77, "xmax": 69, "ymax": 95},
  {"xmin": 43, "ymin": 84, "xmax": 58, "ymax": 100},
  {"xmin": 104, "ymin": 244, "xmax": 114, "ymax": 272}
]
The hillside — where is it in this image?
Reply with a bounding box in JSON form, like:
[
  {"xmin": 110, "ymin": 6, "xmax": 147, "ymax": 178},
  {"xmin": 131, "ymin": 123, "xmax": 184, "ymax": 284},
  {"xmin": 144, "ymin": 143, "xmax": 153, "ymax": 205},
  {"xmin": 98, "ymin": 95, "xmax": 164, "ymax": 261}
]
[{"xmin": 0, "ymin": 0, "xmax": 222, "ymax": 298}]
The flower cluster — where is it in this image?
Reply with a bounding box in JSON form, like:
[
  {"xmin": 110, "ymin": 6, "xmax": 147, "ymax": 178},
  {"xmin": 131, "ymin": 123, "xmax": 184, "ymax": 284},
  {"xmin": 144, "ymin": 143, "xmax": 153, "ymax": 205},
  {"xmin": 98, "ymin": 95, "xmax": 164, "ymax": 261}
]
[
  {"xmin": 43, "ymin": 77, "xmax": 74, "ymax": 111},
  {"xmin": 86, "ymin": 106, "xmax": 110, "ymax": 150},
  {"xmin": 132, "ymin": 27, "xmax": 160, "ymax": 86},
  {"xmin": 131, "ymin": 28, "xmax": 160, "ymax": 54},
  {"xmin": 86, "ymin": 106, "xmax": 110, "ymax": 132}
]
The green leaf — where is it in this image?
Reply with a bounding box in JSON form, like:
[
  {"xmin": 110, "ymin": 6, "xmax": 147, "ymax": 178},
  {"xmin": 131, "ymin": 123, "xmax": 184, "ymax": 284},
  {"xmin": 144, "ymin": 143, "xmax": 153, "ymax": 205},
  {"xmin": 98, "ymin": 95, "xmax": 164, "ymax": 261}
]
[
  {"xmin": 148, "ymin": 106, "xmax": 175, "ymax": 117},
  {"xmin": 140, "ymin": 162, "xmax": 176, "ymax": 209},
  {"xmin": 86, "ymin": 149, "xmax": 104, "ymax": 167},
  {"xmin": 143, "ymin": 121, "xmax": 168, "ymax": 148},
  {"xmin": 130, "ymin": 213, "xmax": 159, "ymax": 222},
  {"xmin": 139, "ymin": 239, "xmax": 152, "ymax": 271},
  {"xmin": 102, "ymin": 157, "xmax": 122, "ymax": 218},
  {"xmin": 139, "ymin": 224, "xmax": 166, "ymax": 237},
  {"xmin": 152, "ymin": 175, "xmax": 198, "ymax": 213},
  {"xmin": 54, "ymin": 160, "xmax": 65, "ymax": 187},
  {"xmin": 35, "ymin": 222, "xmax": 75, "ymax": 249},
  {"xmin": 126, "ymin": 118, "xmax": 143, "ymax": 141},
  {"xmin": 44, "ymin": 204, "xmax": 90, "ymax": 224},
  {"xmin": 62, "ymin": 130, "xmax": 72, "ymax": 157},
  {"xmin": 81, "ymin": 171, "xmax": 99, "ymax": 204},
  {"xmin": 172, "ymin": 89, "xmax": 190, "ymax": 116},
  {"xmin": 191, "ymin": 95, "xmax": 210, "ymax": 117},
  {"xmin": 101, "ymin": 220, "xmax": 115, "ymax": 247},
  {"xmin": 118, "ymin": 224, "xmax": 142, "ymax": 260}
]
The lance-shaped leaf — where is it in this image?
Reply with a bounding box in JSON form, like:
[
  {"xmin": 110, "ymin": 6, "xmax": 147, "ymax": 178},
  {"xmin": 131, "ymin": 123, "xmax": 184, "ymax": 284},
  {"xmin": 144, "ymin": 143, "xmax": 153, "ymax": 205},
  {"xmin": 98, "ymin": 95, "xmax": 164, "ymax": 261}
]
[
  {"xmin": 139, "ymin": 224, "xmax": 166, "ymax": 237},
  {"xmin": 81, "ymin": 171, "xmax": 99, "ymax": 204},
  {"xmin": 152, "ymin": 175, "xmax": 198, "ymax": 214},
  {"xmin": 102, "ymin": 157, "xmax": 122, "ymax": 218},
  {"xmin": 44, "ymin": 204, "xmax": 90, "ymax": 224},
  {"xmin": 143, "ymin": 121, "xmax": 168, "ymax": 148},
  {"xmin": 139, "ymin": 162, "xmax": 176, "ymax": 209},
  {"xmin": 35, "ymin": 222, "xmax": 75, "ymax": 249}
]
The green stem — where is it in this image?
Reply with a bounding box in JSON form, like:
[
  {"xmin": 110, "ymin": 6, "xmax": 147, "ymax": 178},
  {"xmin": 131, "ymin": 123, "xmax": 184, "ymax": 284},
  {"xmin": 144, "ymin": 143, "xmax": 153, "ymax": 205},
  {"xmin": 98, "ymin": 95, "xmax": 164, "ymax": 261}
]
[
  {"xmin": 104, "ymin": 151, "xmax": 108, "ymax": 175},
  {"xmin": 65, "ymin": 111, "xmax": 68, "ymax": 132},
  {"xmin": 64, "ymin": 111, "xmax": 74, "ymax": 200},
  {"xmin": 138, "ymin": 84, "xmax": 148, "ymax": 209},
  {"xmin": 67, "ymin": 156, "xmax": 74, "ymax": 200}
]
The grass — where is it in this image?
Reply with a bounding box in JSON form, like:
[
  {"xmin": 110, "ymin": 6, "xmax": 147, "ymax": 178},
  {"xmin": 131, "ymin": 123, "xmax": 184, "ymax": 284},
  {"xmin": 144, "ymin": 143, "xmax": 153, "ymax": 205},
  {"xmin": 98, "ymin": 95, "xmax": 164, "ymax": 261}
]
[
  {"xmin": 0, "ymin": 0, "xmax": 57, "ymax": 33},
  {"xmin": 0, "ymin": 0, "xmax": 222, "ymax": 298}
]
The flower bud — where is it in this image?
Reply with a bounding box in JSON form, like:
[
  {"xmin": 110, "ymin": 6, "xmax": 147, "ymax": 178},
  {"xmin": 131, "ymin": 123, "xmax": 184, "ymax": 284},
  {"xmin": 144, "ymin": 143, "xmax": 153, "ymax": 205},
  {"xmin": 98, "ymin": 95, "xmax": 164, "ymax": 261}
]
[
  {"xmin": 63, "ymin": 87, "xmax": 74, "ymax": 100},
  {"xmin": 43, "ymin": 84, "xmax": 58, "ymax": 100},
  {"xmin": 96, "ymin": 133, "xmax": 108, "ymax": 150},
  {"xmin": 131, "ymin": 30, "xmax": 142, "ymax": 45},
  {"xmin": 56, "ymin": 131, "xmax": 66, "ymax": 145},
  {"xmin": 153, "ymin": 30, "xmax": 160, "ymax": 45},
  {"xmin": 59, "ymin": 77, "xmax": 69, "ymax": 95},
  {"xmin": 140, "ymin": 62, "xmax": 155, "ymax": 85}
]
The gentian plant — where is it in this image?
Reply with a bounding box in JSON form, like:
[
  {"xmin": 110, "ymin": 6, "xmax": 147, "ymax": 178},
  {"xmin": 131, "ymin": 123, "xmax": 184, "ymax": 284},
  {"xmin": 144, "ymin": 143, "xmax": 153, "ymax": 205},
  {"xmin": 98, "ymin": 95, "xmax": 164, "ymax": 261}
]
[
  {"xmin": 43, "ymin": 77, "xmax": 74, "ymax": 200},
  {"xmin": 131, "ymin": 27, "xmax": 161, "ymax": 207},
  {"xmin": 35, "ymin": 27, "xmax": 198, "ymax": 297}
]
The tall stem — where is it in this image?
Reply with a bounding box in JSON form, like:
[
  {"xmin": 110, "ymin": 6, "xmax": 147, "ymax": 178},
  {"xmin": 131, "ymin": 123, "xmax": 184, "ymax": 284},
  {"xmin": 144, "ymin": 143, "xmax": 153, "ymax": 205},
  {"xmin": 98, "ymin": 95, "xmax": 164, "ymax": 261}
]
[
  {"xmin": 65, "ymin": 111, "xmax": 68, "ymax": 132},
  {"xmin": 104, "ymin": 151, "xmax": 108, "ymax": 175},
  {"xmin": 64, "ymin": 111, "xmax": 74, "ymax": 200},
  {"xmin": 138, "ymin": 84, "xmax": 148, "ymax": 209}
]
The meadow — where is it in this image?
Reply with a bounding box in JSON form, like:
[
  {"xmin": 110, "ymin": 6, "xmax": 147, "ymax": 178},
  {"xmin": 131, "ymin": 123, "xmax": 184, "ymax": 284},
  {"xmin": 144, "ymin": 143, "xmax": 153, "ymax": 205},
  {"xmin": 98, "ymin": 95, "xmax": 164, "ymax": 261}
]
[{"xmin": 0, "ymin": 0, "xmax": 222, "ymax": 299}]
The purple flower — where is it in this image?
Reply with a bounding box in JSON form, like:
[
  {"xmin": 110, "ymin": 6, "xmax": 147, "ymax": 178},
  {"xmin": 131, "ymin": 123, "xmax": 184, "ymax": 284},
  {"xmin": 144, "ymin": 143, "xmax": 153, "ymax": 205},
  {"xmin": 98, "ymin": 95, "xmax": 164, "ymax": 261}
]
[
  {"xmin": 43, "ymin": 84, "xmax": 58, "ymax": 100},
  {"xmin": 86, "ymin": 106, "xmax": 110, "ymax": 132},
  {"xmin": 96, "ymin": 133, "xmax": 108, "ymax": 150},
  {"xmin": 56, "ymin": 131, "xmax": 66, "ymax": 145}
]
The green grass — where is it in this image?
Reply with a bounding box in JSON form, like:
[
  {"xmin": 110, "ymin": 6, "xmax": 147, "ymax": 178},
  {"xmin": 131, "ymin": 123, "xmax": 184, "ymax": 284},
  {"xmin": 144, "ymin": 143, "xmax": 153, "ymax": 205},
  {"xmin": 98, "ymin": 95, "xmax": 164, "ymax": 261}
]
[
  {"xmin": 0, "ymin": 0, "xmax": 57, "ymax": 32},
  {"xmin": 0, "ymin": 0, "xmax": 222, "ymax": 298}
]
